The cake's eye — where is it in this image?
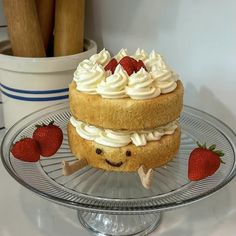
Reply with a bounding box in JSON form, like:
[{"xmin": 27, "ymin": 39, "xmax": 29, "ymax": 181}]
[
  {"xmin": 126, "ymin": 150, "xmax": 131, "ymax": 157},
  {"xmin": 96, "ymin": 148, "xmax": 102, "ymax": 155}
]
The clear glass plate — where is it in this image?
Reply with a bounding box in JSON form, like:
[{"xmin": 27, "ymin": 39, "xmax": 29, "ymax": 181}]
[{"xmin": 1, "ymin": 103, "xmax": 236, "ymax": 214}]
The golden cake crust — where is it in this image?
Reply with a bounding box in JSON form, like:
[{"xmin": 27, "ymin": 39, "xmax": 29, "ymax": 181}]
[
  {"xmin": 69, "ymin": 80, "xmax": 184, "ymax": 130},
  {"xmin": 68, "ymin": 123, "xmax": 181, "ymax": 172}
]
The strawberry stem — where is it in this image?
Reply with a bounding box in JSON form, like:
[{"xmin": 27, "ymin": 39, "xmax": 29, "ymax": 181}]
[
  {"xmin": 196, "ymin": 141, "xmax": 225, "ymax": 158},
  {"xmin": 35, "ymin": 120, "xmax": 54, "ymax": 128},
  {"xmin": 49, "ymin": 120, "xmax": 54, "ymax": 125}
]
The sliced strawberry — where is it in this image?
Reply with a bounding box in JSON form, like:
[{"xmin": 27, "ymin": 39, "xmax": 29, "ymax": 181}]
[
  {"xmin": 11, "ymin": 138, "xmax": 40, "ymax": 162},
  {"xmin": 135, "ymin": 60, "xmax": 147, "ymax": 72},
  {"xmin": 129, "ymin": 57, "xmax": 139, "ymax": 67},
  {"xmin": 104, "ymin": 58, "xmax": 118, "ymax": 74},
  {"xmin": 119, "ymin": 56, "xmax": 135, "ymax": 75}
]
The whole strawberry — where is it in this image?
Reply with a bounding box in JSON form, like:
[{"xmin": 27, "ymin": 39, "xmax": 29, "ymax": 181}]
[
  {"xmin": 11, "ymin": 138, "xmax": 40, "ymax": 162},
  {"xmin": 33, "ymin": 121, "xmax": 63, "ymax": 157},
  {"xmin": 188, "ymin": 142, "xmax": 225, "ymax": 181}
]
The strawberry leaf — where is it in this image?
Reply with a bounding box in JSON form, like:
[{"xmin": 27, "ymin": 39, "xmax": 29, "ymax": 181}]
[
  {"xmin": 209, "ymin": 144, "xmax": 216, "ymax": 151},
  {"xmin": 196, "ymin": 141, "xmax": 202, "ymax": 148},
  {"xmin": 49, "ymin": 120, "xmax": 54, "ymax": 125},
  {"xmin": 220, "ymin": 159, "xmax": 226, "ymax": 164},
  {"xmin": 215, "ymin": 150, "xmax": 224, "ymax": 157}
]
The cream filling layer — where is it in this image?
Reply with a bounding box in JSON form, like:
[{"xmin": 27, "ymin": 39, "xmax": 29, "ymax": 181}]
[{"xmin": 70, "ymin": 117, "xmax": 178, "ymax": 148}]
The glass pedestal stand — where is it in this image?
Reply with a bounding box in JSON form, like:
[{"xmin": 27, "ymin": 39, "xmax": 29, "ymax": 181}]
[
  {"xmin": 1, "ymin": 104, "xmax": 236, "ymax": 236},
  {"xmin": 77, "ymin": 211, "xmax": 161, "ymax": 236}
]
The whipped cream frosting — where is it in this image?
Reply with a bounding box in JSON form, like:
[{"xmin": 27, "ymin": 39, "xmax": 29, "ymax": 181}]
[
  {"xmin": 96, "ymin": 65, "xmax": 129, "ymax": 98},
  {"xmin": 73, "ymin": 48, "xmax": 179, "ymax": 99},
  {"xmin": 115, "ymin": 48, "xmax": 128, "ymax": 61},
  {"xmin": 126, "ymin": 68, "xmax": 161, "ymax": 99},
  {"xmin": 90, "ymin": 49, "xmax": 111, "ymax": 66},
  {"xmin": 133, "ymin": 48, "xmax": 148, "ymax": 61},
  {"xmin": 70, "ymin": 117, "xmax": 178, "ymax": 148},
  {"xmin": 74, "ymin": 60, "xmax": 105, "ymax": 94}
]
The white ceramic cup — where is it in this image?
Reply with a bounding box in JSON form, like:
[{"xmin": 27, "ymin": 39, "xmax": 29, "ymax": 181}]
[{"xmin": 0, "ymin": 39, "xmax": 97, "ymax": 129}]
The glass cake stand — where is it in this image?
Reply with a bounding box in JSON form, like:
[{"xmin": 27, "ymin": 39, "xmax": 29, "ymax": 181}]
[{"xmin": 1, "ymin": 103, "xmax": 236, "ymax": 236}]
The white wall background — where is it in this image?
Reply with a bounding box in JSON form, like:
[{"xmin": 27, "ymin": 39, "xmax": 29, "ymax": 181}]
[
  {"xmin": 85, "ymin": 0, "xmax": 236, "ymax": 131},
  {"xmin": 0, "ymin": 0, "xmax": 235, "ymax": 130}
]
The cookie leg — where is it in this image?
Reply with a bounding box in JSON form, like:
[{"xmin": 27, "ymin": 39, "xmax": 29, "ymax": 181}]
[
  {"xmin": 138, "ymin": 165, "xmax": 153, "ymax": 189},
  {"xmin": 62, "ymin": 158, "xmax": 88, "ymax": 176}
]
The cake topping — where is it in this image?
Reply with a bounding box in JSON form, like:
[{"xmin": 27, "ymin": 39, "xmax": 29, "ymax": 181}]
[
  {"xmin": 145, "ymin": 50, "xmax": 162, "ymax": 71},
  {"xmin": 135, "ymin": 60, "xmax": 147, "ymax": 72},
  {"xmin": 70, "ymin": 117, "xmax": 178, "ymax": 148},
  {"xmin": 115, "ymin": 48, "xmax": 128, "ymax": 61},
  {"xmin": 96, "ymin": 65, "xmax": 128, "ymax": 99},
  {"xmin": 104, "ymin": 58, "xmax": 118, "ymax": 74},
  {"xmin": 74, "ymin": 63, "xmax": 105, "ymax": 94},
  {"xmin": 126, "ymin": 68, "xmax": 161, "ymax": 100},
  {"xmin": 90, "ymin": 48, "xmax": 111, "ymax": 66},
  {"xmin": 133, "ymin": 48, "xmax": 148, "ymax": 61},
  {"xmin": 119, "ymin": 56, "xmax": 136, "ymax": 76},
  {"xmin": 73, "ymin": 48, "xmax": 180, "ymax": 99},
  {"xmin": 151, "ymin": 56, "xmax": 178, "ymax": 94}
]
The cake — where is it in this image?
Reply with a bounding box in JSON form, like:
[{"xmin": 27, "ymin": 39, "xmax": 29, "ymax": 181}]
[{"xmin": 63, "ymin": 48, "xmax": 184, "ymax": 188}]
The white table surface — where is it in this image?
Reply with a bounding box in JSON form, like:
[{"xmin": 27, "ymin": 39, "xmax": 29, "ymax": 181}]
[{"xmin": 1, "ymin": 129, "xmax": 236, "ymax": 236}]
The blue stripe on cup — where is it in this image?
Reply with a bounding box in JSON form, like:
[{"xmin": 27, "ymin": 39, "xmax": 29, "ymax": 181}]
[
  {"xmin": 0, "ymin": 84, "xmax": 69, "ymax": 102},
  {"xmin": 0, "ymin": 83, "xmax": 69, "ymax": 94}
]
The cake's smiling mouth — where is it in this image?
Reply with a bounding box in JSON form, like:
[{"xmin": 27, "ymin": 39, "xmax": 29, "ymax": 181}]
[{"xmin": 105, "ymin": 159, "xmax": 123, "ymax": 167}]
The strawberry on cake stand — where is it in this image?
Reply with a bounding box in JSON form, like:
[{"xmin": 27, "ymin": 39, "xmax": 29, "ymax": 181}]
[{"xmin": 1, "ymin": 103, "xmax": 236, "ymax": 236}]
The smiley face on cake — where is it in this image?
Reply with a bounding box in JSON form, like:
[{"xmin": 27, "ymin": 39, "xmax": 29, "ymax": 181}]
[{"xmin": 63, "ymin": 48, "xmax": 184, "ymax": 189}]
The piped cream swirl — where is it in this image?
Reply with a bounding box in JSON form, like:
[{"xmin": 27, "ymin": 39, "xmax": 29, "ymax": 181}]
[
  {"xmin": 70, "ymin": 117, "xmax": 178, "ymax": 147},
  {"xmin": 126, "ymin": 68, "xmax": 161, "ymax": 99},
  {"xmin": 90, "ymin": 48, "xmax": 111, "ymax": 66},
  {"xmin": 74, "ymin": 61, "xmax": 106, "ymax": 94},
  {"xmin": 150, "ymin": 57, "xmax": 177, "ymax": 94},
  {"xmin": 145, "ymin": 50, "xmax": 162, "ymax": 71},
  {"xmin": 115, "ymin": 48, "xmax": 128, "ymax": 61},
  {"xmin": 133, "ymin": 48, "xmax": 148, "ymax": 61},
  {"xmin": 96, "ymin": 65, "xmax": 128, "ymax": 98}
]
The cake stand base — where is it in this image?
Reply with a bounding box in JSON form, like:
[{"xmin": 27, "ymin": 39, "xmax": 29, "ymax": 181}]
[{"xmin": 77, "ymin": 211, "xmax": 162, "ymax": 236}]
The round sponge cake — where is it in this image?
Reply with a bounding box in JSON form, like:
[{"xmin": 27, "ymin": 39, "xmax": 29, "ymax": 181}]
[
  {"xmin": 69, "ymin": 80, "xmax": 184, "ymax": 130},
  {"xmin": 68, "ymin": 122, "xmax": 181, "ymax": 172}
]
